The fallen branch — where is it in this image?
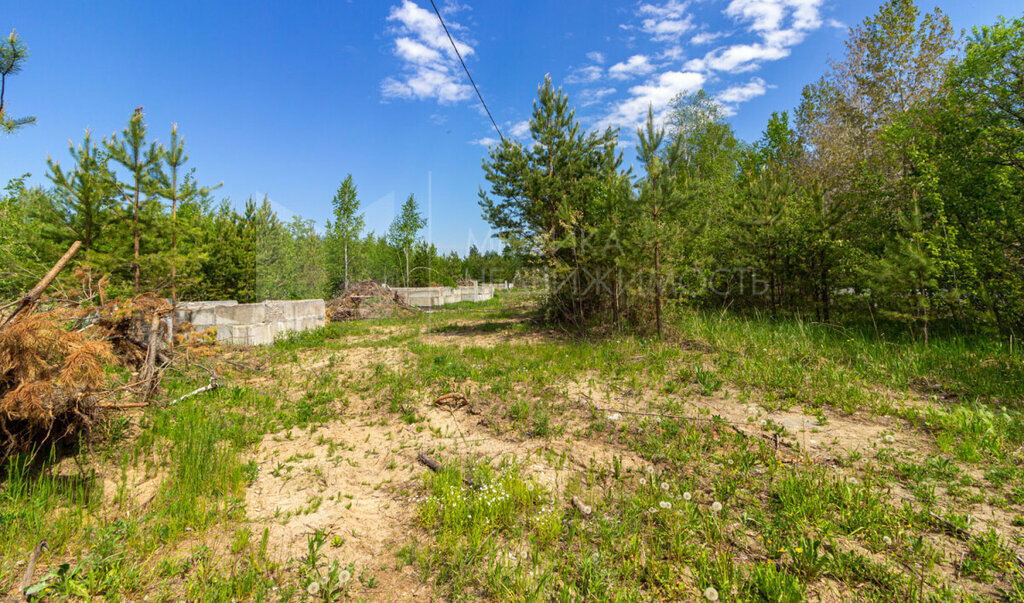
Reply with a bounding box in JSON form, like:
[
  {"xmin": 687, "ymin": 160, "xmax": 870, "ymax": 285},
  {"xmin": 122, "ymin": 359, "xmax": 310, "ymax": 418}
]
[
  {"xmin": 20, "ymin": 539, "xmax": 49, "ymax": 600},
  {"xmin": 168, "ymin": 380, "xmax": 218, "ymax": 406},
  {"xmin": 416, "ymin": 452, "xmax": 475, "ymax": 487},
  {"xmin": 1, "ymin": 241, "xmax": 81, "ymax": 330},
  {"xmin": 929, "ymin": 511, "xmax": 1024, "ymax": 569},
  {"xmin": 96, "ymin": 401, "xmax": 151, "ymax": 409},
  {"xmin": 416, "ymin": 452, "xmax": 443, "ymax": 472},
  {"xmin": 432, "ymin": 392, "xmax": 469, "ymax": 408}
]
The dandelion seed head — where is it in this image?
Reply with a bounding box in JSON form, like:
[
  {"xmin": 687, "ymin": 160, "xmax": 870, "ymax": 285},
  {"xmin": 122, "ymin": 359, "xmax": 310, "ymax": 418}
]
[
  {"xmin": 683, "ymin": 491, "xmax": 692, "ymax": 501},
  {"xmin": 659, "ymin": 501, "xmax": 672, "ymax": 509},
  {"xmin": 704, "ymin": 586, "xmax": 719, "ymax": 601},
  {"xmin": 307, "ymin": 581, "xmax": 321, "ymax": 595},
  {"xmin": 660, "ymin": 482, "xmax": 669, "ymax": 491},
  {"xmin": 883, "ymin": 536, "xmax": 892, "ymax": 546},
  {"xmin": 884, "ymin": 434, "xmax": 895, "ymax": 443},
  {"xmin": 639, "ymin": 478, "xmax": 647, "ymax": 486},
  {"xmin": 711, "ymin": 501, "xmax": 723, "ymax": 513}
]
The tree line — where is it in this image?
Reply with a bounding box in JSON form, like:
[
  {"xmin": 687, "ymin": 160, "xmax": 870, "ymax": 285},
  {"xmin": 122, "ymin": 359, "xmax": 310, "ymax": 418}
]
[
  {"xmin": 1, "ymin": 76, "xmax": 519, "ymax": 302},
  {"xmin": 479, "ymin": 0, "xmax": 1024, "ymax": 341}
]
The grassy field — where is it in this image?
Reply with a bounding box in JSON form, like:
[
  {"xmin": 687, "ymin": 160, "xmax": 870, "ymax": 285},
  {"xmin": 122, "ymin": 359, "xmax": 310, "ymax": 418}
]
[{"xmin": 3, "ymin": 291, "xmax": 1024, "ymax": 601}]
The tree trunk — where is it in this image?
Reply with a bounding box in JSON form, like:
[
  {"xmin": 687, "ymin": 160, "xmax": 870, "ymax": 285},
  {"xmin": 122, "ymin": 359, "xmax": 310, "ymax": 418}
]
[
  {"xmin": 344, "ymin": 241, "xmax": 349, "ymax": 291},
  {"xmin": 133, "ymin": 193, "xmax": 140, "ymax": 294},
  {"xmin": 405, "ymin": 247, "xmax": 410, "ymax": 287},
  {"xmin": 170, "ymin": 166, "xmax": 178, "ymax": 306},
  {"xmin": 654, "ymin": 242, "xmax": 663, "ymax": 338}
]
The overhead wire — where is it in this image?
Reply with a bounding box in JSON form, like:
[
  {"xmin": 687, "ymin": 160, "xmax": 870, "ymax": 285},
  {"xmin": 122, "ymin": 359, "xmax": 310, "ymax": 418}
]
[{"xmin": 428, "ymin": 0, "xmax": 505, "ymax": 144}]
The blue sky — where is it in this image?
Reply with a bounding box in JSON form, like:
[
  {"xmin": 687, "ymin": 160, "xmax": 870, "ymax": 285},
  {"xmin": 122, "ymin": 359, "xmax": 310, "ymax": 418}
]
[{"xmin": 2, "ymin": 1, "xmax": 1018, "ymax": 254}]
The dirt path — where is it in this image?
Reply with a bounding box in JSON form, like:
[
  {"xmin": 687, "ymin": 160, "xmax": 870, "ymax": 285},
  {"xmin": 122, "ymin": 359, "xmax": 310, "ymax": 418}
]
[{"xmin": 242, "ymin": 332, "xmax": 648, "ymax": 600}]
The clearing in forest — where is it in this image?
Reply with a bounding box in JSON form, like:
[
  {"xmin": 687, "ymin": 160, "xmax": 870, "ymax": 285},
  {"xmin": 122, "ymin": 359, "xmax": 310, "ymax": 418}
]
[{"xmin": 4, "ymin": 292, "xmax": 1024, "ymax": 601}]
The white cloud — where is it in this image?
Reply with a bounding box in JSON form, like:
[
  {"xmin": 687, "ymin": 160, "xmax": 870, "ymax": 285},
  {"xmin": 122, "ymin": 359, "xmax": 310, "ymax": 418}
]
[
  {"xmin": 586, "ymin": 51, "xmax": 606, "ymax": 64},
  {"xmin": 609, "ymin": 55, "xmax": 655, "ymax": 80},
  {"xmin": 716, "ymin": 76, "xmax": 771, "ymax": 104},
  {"xmin": 579, "ymin": 87, "xmax": 617, "ymax": 107},
  {"xmin": 471, "ymin": 137, "xmax": 500, "ymax": 147},
  {"xmin": 637, "ymin": 0, "xmax": 687, "ymax": 19},
  {"xmin": 509, "ymin": 120, "xmax": 531, "ymax": 138},
  {"xmin": 382, "ymin": 0, "xmax": 474, "ymax": 104},
  {"xmin": 637, "ymin": 0, "xmax": 694, "ymax": 42},
  {"xmin": 598, "ymin": 70, "xmax": 706, "ymax": 131},
  {"xmin": 702, "ymin": 43, "xmax": 790, "ymax": 72},
  {"xmin": 566, "ymin": 65, "xmax": 604, "ymax": 84},
  {"xmin": 394, "ymin": 37, "xmax": 443, "ymax": 65},
  {"xmin": 690, "ymin": 31, "xmax": 726, "ymax": 45},
  {"xmin": 683, "ymin": 0, "xmax": 825, "ymax": 74}
]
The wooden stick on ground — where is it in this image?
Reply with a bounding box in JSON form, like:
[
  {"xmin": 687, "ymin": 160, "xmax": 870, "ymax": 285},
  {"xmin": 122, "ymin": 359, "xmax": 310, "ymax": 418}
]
[
  {"xmin": 1, "ymin": 241, "xmax": 81, "ymax": 330},
  {"xmin": 138, "ymin": 315, "xmax": 162, "ymax": 399},
  {"xmin": 416, "ymin": 452, "xmax": 475, "ymax": 487},
  {"xmin": 19, "ymin": 539, "xmax": 49, "ymax": 599},
  {"xmin": 432, "ymin": 392, "xmax": 469, "ymax": 407},
  {"xmin": 929, "ymin": 511, "xmax": 1024, "ymax": 568},
  {"xmin": 168, "ymin": 381, "xmax": 219, "ymax": 406}
]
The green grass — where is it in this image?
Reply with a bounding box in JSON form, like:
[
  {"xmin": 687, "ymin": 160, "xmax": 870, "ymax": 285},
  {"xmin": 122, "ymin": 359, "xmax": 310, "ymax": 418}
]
[{"xmin": 4, "ymin": 291, "xmax": 1024, "ymax": 600}]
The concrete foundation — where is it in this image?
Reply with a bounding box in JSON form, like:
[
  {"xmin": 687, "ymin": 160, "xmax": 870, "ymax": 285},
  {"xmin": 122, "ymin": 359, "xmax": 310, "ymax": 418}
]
[
  {"xmin": 176, "ymin": 299, "xmax": 326, "ymax": 345},
  {"xmin": 390, "ymin": 282, "xmax": 511, "ymax": 308}
]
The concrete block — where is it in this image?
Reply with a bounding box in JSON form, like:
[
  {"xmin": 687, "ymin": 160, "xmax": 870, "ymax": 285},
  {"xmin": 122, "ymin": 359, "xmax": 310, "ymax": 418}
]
[
  {"xmin": 216, "ymin": 303, "xmax": 267, "ymax": 325},
  {"xmin": 190, "ymin": 308, "xmax": 218, "ymax": 327},
  {"xmin": 227, "ymin": 323, "xmax": 274, "ymax": 345},
  {"xmin": 264, "ymin": 301, "xmax": 286, "ymax": 322}
]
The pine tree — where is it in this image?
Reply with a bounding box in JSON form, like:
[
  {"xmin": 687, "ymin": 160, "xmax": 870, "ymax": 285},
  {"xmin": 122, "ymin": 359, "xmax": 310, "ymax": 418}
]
[
  {"xmin": 479, "ymin": 76, "xmax": 621, "ymax": 323},
  {"xmin": 636, "ymin": 106, "xmax": 685, "ymax": 337},
  {"xmin": 46, "ymin": 132, "xmax": 119, "ymax": 261},
  {"xmin": 155, "ymin": 124, "xmax": 220, "ymax": 304},
  {"xmin": 387, "ymin": 194, "xmax": 425, "ymax": 287},
  {"xmin": 106, "ymin": 108, "xmax": 163, "ymax": 293},
  {"xmin": 0, "ymin": 30, "xmax": 35, "ymax": 133},
  {"xmin": 325, "ymin": 175, "xmax": 364, "ymax": 293},
  {"xmin": 868, "ymin": 197, "xmax": 941, "ymax": 344}
]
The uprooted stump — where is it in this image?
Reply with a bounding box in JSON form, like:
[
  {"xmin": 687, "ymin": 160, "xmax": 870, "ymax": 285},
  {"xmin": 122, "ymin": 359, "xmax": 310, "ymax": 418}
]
[{"xmin": 0, "ymin": 311, "xmax": 115, "ymax": 461}]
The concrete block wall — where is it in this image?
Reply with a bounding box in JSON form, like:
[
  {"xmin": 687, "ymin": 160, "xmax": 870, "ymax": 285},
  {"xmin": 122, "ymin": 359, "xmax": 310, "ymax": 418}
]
[
  {"xmin": 176, "ymin": 299, "xmax": 326, "ymax": 345},
  {"xmin": 391, "ymin": 282, "xmax": 507, "ymax": 308}
]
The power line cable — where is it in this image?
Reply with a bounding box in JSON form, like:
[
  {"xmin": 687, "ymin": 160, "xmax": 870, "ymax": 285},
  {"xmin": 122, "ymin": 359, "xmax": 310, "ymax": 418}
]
[{"xmin": 428, "ymin": 0, "xmax": 504, "ymax": 143}]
